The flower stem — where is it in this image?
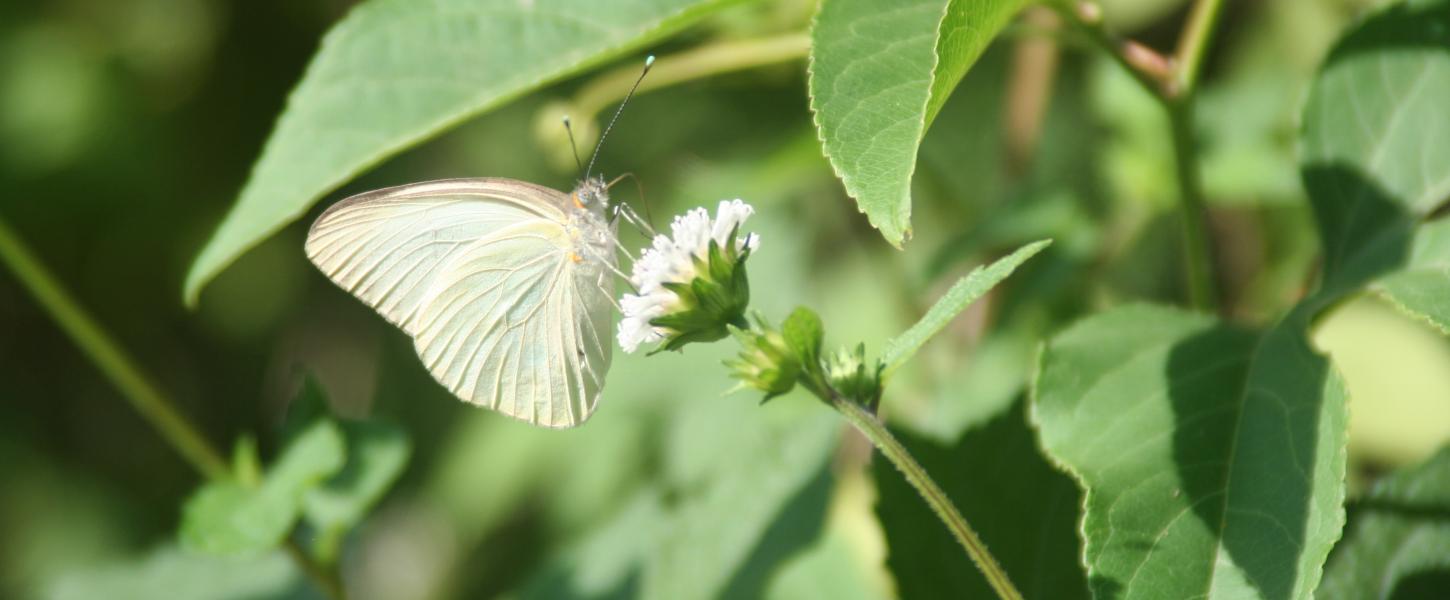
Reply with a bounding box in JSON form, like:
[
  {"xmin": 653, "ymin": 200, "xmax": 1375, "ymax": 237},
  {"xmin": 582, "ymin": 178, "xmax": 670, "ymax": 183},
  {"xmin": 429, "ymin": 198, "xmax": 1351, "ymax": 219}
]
[
  {"xmin": 0, "ymin": 215, "xmax": 344, "ymax": 600},
  {"xmin": 830, "ymin": 395, "xmax": 1023, "ymax": 600}
]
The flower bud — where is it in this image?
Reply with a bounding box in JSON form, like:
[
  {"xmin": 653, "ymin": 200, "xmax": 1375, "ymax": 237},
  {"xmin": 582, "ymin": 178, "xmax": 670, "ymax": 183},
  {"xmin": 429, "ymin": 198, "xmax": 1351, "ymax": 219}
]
[
  {"xmin": 725, "ymin": 319, "xmax": 801, "ymax": 401},
  {"xmin": 824, "ymin": 343, "xmax": 884, "ymax": 408}
]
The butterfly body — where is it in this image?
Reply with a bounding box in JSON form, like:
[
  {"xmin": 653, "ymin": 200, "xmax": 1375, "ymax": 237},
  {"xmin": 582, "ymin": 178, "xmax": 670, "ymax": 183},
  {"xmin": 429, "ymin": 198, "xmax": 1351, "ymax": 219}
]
[{"xmin": 306, "ymin": 177, "xmax": 617, "ymax": 428}]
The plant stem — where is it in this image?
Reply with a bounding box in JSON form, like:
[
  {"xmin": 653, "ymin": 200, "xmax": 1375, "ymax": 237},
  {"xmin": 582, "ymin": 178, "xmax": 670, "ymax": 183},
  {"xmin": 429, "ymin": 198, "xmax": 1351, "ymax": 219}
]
[
  {"xmin": 285, "ymin": 540, "xmax": 346, "ymax": 599},
  {"xmin": 0, "ymin": 216, "xmax": 230, "ymax": 481},
  {"xmin": 1054, "ymin": 0, "xmax": 1221, "ymax": 311},
  {"xmin": 1167, "ymin": 100, "xmax": 1216, "ymax": 311},
  {"xmin": 831, "ymin": 395, "xmax": 1023, "ymax": 600},
  {"xmin": 1173, "ymin": 0, "xmax": 1226, "ymax": 95},
  {"xmin": 0, "ymin": 215, "xmax": 345, "ymax": 600},
  {"xmin": 569, "ymin": 32, "xmax": 811, "ymax": 126}
]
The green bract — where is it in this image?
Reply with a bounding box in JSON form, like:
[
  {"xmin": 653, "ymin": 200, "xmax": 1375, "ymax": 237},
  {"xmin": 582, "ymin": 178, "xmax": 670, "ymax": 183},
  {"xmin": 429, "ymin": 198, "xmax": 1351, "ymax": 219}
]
[{"xmin": 649, "ymin": 231, "xmax": 754, "ymax": 353}]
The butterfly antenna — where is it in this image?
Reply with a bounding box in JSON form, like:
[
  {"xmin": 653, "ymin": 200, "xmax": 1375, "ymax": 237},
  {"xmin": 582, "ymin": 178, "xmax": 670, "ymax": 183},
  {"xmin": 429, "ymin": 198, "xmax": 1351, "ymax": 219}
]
[
  {"xmin": 584, "ymin": 55, "xmax": 655, "ymax": 180},
  {"xmin": 561, "ymin": 116, "xmax": 585, "ymax": 175}
]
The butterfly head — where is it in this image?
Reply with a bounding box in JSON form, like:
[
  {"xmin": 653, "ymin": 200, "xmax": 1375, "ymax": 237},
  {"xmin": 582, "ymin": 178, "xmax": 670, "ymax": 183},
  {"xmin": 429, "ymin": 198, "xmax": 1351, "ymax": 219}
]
[{"xmin": 572, "ymin": 175, "xmax": 610, "ymax": 210}]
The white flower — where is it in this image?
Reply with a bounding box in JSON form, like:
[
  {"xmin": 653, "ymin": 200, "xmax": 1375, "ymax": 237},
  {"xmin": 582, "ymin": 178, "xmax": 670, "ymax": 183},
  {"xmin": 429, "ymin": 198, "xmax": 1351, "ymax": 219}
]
[{"xmin": 617, "ymin": 200, "xmax": 760, "ymax": 353}]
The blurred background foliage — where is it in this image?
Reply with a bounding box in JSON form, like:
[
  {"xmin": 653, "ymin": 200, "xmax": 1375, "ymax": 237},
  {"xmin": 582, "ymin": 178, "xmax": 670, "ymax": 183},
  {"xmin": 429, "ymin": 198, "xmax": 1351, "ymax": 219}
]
[{"xmin": 2, "ymin": 0, "xmax": 1447, "ymax": 598}]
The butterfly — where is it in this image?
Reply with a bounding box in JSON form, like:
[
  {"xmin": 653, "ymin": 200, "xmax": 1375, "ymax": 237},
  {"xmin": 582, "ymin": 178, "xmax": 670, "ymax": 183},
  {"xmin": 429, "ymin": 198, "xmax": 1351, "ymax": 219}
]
[{"xmin": 303, "ymin": 57, "xmax": 654, "ymax": 429}]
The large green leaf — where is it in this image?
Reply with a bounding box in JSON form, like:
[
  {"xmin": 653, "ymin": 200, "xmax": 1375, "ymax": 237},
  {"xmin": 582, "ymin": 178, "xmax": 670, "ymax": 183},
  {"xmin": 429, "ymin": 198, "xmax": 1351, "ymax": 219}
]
[
  {"xmin": 1300, "ymin": 0, "xmax": 1450, "ymax": 286},
  {"xmin": 183, "ymin": 0, "xmax": 742, "ymax": 305},
  {"xmin": 1319, "ymin": 445, "xmax": 1450, "ymax": 599},
  {"xmin": 875, "ymin": 400, "xmax": 1087, "ymax": 599},
  {"xmin": 1032, "ymin": 304, "xmax": 1348, "ymax": 599},
  {"xmin": 809, "ymin": 0, "xmax": 1024, "ymax": 246},
  {"xmin": 881, "ymin": 239, "xmax": 1048, "ymax": 376}
]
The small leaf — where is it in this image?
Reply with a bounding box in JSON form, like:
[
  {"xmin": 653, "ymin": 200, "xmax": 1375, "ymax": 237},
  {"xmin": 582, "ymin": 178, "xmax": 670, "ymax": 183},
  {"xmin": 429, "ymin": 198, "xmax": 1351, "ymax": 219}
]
[
  {"xmin": 1319, "ymin": 444, "xmax": 1450, "ymax": 599},
  {"xmin": 810, "ymin": 0, "xmax": 1026, "ymax": 245},
  {"xmin": 180, "ymin": 420, "xmax": 345, "ymax": 555},
  {"xmin": 1032, "ymin": 304, "xmax": 1348, "ymax": 599},
  {"xmin": 781, "ymin": 306, "xmax": 824, "ymax": 368},
  {"xmin": 1300, "ymin": 0, "xmax": 1450, "ymax": 284},
  {"xmin": 179, "ymin": 482, "xmax": 296, "ymax": 556},
  {"xmin": 881, "ymin": 239, "xmax": 1049, "ymax": 375},
  {"xmin": 874, "ymin": 400, "xmax": 1088, "ymax": 599},
  {"xmin": 303, "ymin": 420, "xmax": 411, "ymax": 561},
  {"xmin": 183, "ymin": 0, "xmax": 743, "ymax": 305}
]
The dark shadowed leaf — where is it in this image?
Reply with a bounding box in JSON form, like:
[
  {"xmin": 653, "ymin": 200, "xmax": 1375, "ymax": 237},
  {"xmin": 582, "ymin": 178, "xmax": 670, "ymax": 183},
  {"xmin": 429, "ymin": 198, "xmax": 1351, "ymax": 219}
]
[
  {"xmin": 1319, "ymin": 444, "xmax": 1450, "ymax": 599},
  {"xmin": 875, "ymin": 400, "xmax": 1087, "ymax": 599}
]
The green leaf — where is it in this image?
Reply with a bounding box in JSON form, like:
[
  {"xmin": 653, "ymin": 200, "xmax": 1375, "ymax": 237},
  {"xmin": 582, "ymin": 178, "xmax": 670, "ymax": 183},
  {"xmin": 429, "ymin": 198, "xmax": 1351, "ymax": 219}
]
[
  {"xmin": 1031, "ymin": 304, "xmax": 1348, "ymax": 599},
  {"xmin": 302, "ymin": 420, "xmax": 411, "ymax": 561},
  {"xmin": 881, "ymin": 239, "xmax": 1049, "ymax": 375},
  {"xmin": 48, "ymin": 544, "xmax": 313, "ymax": 600},
  {"xmin": 180, "ymin": 420, "xmax": 345, "ymax": 555},
  {"xmin": 183, "ymin": 0, "xmax": 742, "ymax": 305},
  {"xmin": 1369, "ymin": 217, "xmax": 1450, "ymax": 335},
  {"xmin": 1300, "ymin": 0, "xmax": 1450, "ymax": 284},
  {"xmin": 875, "ymin": 400, "xmax": 1087, "ymax": 599},
  {"xmin": 515, "ymin": 491, "xmax": 665, "ymax": 599},
  {"xmin": 644, "ymin": 400, "xmax": 839, "ymax": 598},
  {"xmin": 1319, "ymin": 444, "xmax": 1450, "ymax": 599},
  {"xmin": 809, "ymin": 0, "xmax": 1025, "ymax": 245},
  {"xmin": 781, "ymin": 306, "xmax": 825, "ymax": 368}
]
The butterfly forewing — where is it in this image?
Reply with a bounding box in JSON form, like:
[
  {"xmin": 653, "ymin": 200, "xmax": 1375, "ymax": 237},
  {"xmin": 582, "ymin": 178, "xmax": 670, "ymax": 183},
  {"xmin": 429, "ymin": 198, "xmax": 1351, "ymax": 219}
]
[
  {"xmin": 304, "ymin": 178, "xmax": 615, "ymax": 428},
  {"xmin": 305, "ymin": 179, "xmax": 568, "ymax": 333}
]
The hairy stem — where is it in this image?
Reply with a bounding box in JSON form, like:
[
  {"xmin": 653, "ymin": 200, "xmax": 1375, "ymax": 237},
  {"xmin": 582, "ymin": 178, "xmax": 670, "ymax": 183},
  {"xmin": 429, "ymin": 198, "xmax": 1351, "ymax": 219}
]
[
  {"xmin": 832, "ymin": 395, "xmax": 1023, "ymax": 600},
  {"xmin": 0, "ymin": 216, "xmax": 345, "ymax": 600}
]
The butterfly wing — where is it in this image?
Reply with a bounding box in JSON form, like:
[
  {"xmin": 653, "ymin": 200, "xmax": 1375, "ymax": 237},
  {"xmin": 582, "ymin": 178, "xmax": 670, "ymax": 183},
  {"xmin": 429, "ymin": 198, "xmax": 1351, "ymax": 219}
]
[
  {"xmin": 305, "ymin": 178, "xmax": 614, "ymax": 428},
  {"xmin": 411, "ymin": 220, "xmax": 614, "ymax": 428},
  {"xmin": 305, "ymin": 178, "xmax": 569, "ymax": 334}
]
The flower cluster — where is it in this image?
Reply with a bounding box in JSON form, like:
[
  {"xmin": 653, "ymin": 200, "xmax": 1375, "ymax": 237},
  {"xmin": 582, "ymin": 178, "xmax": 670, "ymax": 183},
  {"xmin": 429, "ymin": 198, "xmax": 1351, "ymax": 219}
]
[{"xmin": 617, "ymin": 200, "xmax": 759, "ymax": 353}]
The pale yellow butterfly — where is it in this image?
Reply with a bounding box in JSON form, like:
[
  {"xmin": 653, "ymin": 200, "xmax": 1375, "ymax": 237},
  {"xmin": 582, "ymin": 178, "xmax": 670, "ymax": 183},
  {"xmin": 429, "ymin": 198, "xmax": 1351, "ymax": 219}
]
[{"xmin": 304, "ymin": 57, "xmax": 656, "ymax": 428}]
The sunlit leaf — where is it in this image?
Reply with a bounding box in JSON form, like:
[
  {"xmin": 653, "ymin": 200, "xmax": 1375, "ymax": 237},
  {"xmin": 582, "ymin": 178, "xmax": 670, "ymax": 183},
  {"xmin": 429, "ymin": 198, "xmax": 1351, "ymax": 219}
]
[
  {"xmin": 1300, "ymin": 0, "xmax": 1450, "ymax": 286},
  {"xmin": 1319, "ymin": 444, "xmax": 1450, "ymax": 599},
  {"xmin": 881, "ymin": 240, "xmax": 1049, "ymax": 375},
  {"xmin": 875, "ymin": 400, "xmax": 1087, "ymax": 599},
  {"xmin": 1032, "ymin": 304, "xmax": 1348, "ymax": 599},
  {"xmin": 183, "ymin": 0, "xmax": 744, "ymax": 305},
  {"xmin": 809, "ymin": 0, "xmax": 1025, "ymax": 245}
]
